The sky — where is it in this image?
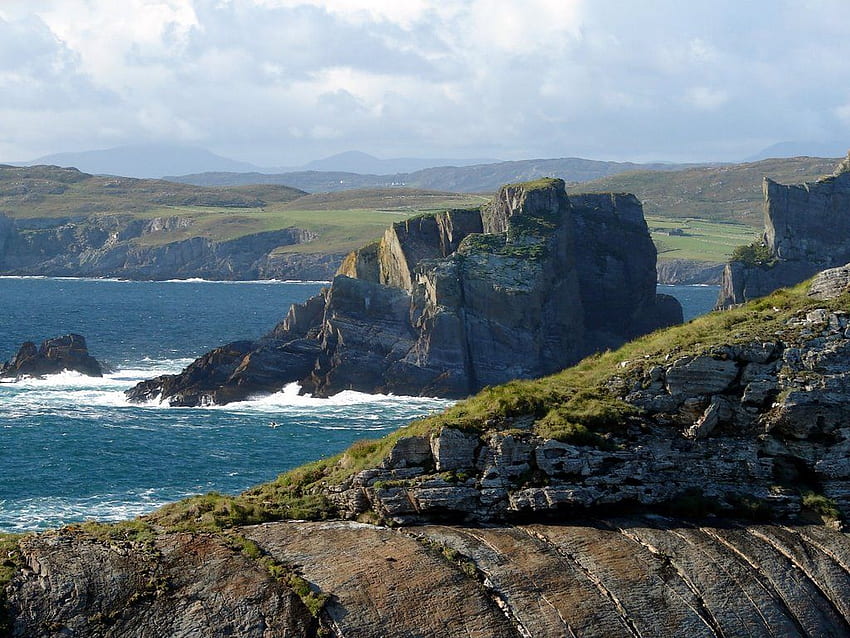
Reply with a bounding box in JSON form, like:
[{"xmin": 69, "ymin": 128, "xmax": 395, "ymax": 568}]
[{"xmin": 1, "ymin": 0, "xmax": 850, "ymax": 166}]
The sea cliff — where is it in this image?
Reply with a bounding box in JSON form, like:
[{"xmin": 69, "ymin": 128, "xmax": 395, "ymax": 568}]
[
  {"xmin": 717, "ymin": 151, "xmax": 850, "ymax": 307},
  {"xmin": 127, "ymin": 178, "xmax": 681, "ymax": 405}
]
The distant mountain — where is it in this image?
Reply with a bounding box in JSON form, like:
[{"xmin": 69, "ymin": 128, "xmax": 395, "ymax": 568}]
[
  {"xmin": 170, "ymin": 157, "xmax": 705, "ymax": 193},
  {"xmin": 746, "ymin": 141, "xmax": 847, "ymax": 162},
  {"xmin": 24, "ymin": 144, "xmax": 262, "ymax": 179},
  {"xmin": 299, "ymin": 151, "xmax": 500, "ymax": 174}
]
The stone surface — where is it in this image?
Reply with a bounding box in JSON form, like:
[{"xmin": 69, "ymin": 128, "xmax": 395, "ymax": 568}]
[
  {"xmin": 0, "ymin": 213, "xmax": 335, "ymax": 280},
  {"xmin": 129, "ymin": 179, "xmax": 681, "ymax": 405},
  {"xmin": 10, "ymin": 519, "xmax": 850, "ymax": 637},
  {"xmin": 1, "ymin": 334, "xmax": 103, "ymax": 379},
  {"xmin": 718, "ymin": 153, "xmax": 850, "ymax": 307},
  {"xmin": 7, "ymin": 528, "xmax": 316, "ymax": 637}
]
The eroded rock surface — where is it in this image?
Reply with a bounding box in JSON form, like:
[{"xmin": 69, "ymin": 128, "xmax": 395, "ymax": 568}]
[
  {"xmin": 9, "ymin": 519, "xmax": 850, "ymax": 637},
  {"xmin": 718, "ymin": 150, "xmax": 850, "ymax": 307},
  {"xmin": 1, "ymin": 334, "xmax": 103, "ymax": 379},
  {"xmin": 128, "ymin": 179, "xmax": 681, "ymax": 405}
]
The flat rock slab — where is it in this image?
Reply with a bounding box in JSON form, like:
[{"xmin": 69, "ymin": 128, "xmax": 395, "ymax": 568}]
[{"xmin": 244, "ymin": 520, "xmax": 516, "ymax": 638}]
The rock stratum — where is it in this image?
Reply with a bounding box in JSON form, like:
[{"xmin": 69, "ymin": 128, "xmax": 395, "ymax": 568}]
[
  {"xmin": 717, "ymin": 151, "xmax": 850, "ymax": 307},
  {"xmin": 127, "ymin": 178, "xmax": 682, "ymax": 405},
  {"xmin": 6, "ymin": 266, "xmax": 850, "ymax": 636},
  {"xmin": 9, "ymin": 518, "xmax": 850, "ymax": 637},
  {"xmin": 0, "ymin": 213, "xmax": 338, "ymax": 281},
  {"xmin": 0, "ymin": 334, "xmax": 102, "ymax": 379}
]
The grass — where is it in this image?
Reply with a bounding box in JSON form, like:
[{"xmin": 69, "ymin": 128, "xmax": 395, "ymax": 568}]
[
  {"xmin": 647, "ymin": 216, "xmax": 760, "ymax": 263},
  {"xmin": 0, "ymin": 165, "xmax": 486, "ymax": 257},
  {"xmin": 569, "ymin": 156, "xmax": 837, "ymax": 227},
  {"xmin": 142, "ymin": 277, "xmax": 843, "ymax": 531},
  {"xmin": 1, "ymin": 532, "xmax": 23, "ymax": 632}
]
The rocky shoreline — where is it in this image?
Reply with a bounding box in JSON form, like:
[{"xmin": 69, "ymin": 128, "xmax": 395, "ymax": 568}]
[{"xmin": 5, "ymin": 265, "xmax": 850, "ymax": 636}]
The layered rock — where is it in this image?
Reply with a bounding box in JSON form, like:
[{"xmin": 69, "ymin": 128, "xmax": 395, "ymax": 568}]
[
  {"xmin": 9, "ymin": 519, "xmax": 850, "ymax": 637},
  {"xmin": 10, "ymin": 268, "xmax": 850, "ymax": 636},
  {"xmin": 1, "ymin": 334, "xmax": 103, "ymax": 379},
  {"xmin": 0, "ymin": 213, "xmax": 338, "ymax": 281},
  {"xmin": 717, "ymin": 150, "xmax": 850, "ymax": 307},
  {"xmin": 128, "ymin": 179, "xmax": 681, "ymax": 405}
]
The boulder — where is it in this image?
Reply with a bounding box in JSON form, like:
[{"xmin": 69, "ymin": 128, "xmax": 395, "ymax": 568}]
[{"xmin": 1, "ymin": 334, "xmax": 103, "ymax": 379}]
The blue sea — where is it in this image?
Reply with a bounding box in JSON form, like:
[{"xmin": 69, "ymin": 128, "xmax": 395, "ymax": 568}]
[{"xmin": 0, "ymin": 278, "xmax": 719, "ymax": 533}]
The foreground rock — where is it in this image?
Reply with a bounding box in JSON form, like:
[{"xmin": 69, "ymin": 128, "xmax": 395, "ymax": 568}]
[
  {"xmin": 128, "ymin": 179, "xmax": 681, "ymax": 405},
  {"xmin": 8, "ymin": 266, "xmax": 850, "ymax": 636},
  {"xmin": 1, "ymin": 334, "xmax": 102, "ymax": 379},
  {"xmin": 8, "ymin": 518, "xmax": 850, "ymax": 637},
  {"xmin": 313, "ymin": 264, "xmax": 850, "ymax": 525},
  {"xmin": 717, "ymin": 150, "xmax": 850, "ymax": 307}
]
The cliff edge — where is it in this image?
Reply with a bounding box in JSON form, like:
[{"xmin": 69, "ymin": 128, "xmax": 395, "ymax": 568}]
[
  {"xmin": 717, "ymin": 150, "xmax": 850, "ymax": 307},
  {"xmin": 127, "ymin": 178, "xmax": 681, "ymax": 405}
]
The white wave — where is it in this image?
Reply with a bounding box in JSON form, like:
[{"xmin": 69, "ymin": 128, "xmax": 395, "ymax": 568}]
[
  {"xmin": 218, "ymin": 382, "xmax": 454, "ymax": 412},
  {"xmin": 0, "ymin": 491, "xmax": 188, "ymax": 533}
]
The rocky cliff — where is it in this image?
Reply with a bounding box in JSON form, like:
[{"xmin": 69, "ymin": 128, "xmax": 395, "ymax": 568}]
[
  {"xmin": 0, "ymin": 213, "xmax": 339, "ymax": 280},
  {"xmin": 1, "ymin": 334, "xmax": 102, "ymax": 379},
  {"xmin": 6, "ymin": 267, "xmax": 850, "ymax": 636},
  {"xmin": 127, "ymin": 179, "xmax": 681, "ymax": 405},
  {"xmin": 717, "ymin": 151, "xmax": 850, "ymax": 307}
]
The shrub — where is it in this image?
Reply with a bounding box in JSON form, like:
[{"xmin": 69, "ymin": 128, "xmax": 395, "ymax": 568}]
[{"xmin": 730, "ymin": 241, "xmax": 775, "ymax": 267}]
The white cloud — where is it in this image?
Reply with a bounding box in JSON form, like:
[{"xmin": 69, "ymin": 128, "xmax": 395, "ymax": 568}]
[
  {"xmin": 684, "ymin": 86, "xmax": 729, "ymax": 111},
  {"xmin": 3, "ymin": 0, "xmax": 850, "ymax": 164}
]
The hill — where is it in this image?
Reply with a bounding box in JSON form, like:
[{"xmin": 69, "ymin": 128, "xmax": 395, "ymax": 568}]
[
  {"xmin": 568, "ymin": 156, "xmax": 839, "ymax": 227},
  {"xmin": 24, "ymin": 144, "xmax": 263, "ymax": 179},
  {"xmin": 0, "ymin": 165, "xmax": 485, "ymax": 279},
  {"xmin": 169, "ymin": 157, "xmax": 704, "ymax": 193}
]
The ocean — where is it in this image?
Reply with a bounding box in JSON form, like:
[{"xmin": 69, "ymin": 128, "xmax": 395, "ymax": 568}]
[{"xmin": 0, "ymin": 278, "xmax": 719, "ymax": 533}]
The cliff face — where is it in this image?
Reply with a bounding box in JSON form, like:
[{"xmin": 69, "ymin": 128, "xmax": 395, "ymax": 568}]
[
  {"xmin": 0, "ymin": 213, "xmax": 340, "ymax": 281},
  {"xmin": 717, "ymin": 151, "xmax": 850, "ymax": 307},
  {"xmin": 127, "ymin": 179, "xmax": 681, "ymax": 405}
]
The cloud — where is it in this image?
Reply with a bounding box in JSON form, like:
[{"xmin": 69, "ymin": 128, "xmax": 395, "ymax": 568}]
[{"xmin": 2, "ymin": 0, "xmax": 850, "ymax": 164}]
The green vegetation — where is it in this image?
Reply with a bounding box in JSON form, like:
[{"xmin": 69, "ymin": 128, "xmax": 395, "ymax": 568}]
[
  {"xmin": 648, "ymin": 216, "xmax": 760, "ymax": 263},
  {"xmin": 73, "ymin": 519, "xmax": 158, "ymax": 546},
  {"xmin": 0, "ymin": 165, "xmax": 487, "ymax": 256},
  {"xmin": 730, "ymin": 241, "xmax": 776, "ymax": 267},
  {"xmin": 802, "ymin": 491, "xmax": 843, "ymax": 524},
  {"xmin": 569, "ymin": 156, "xmax": 836, "ymax": 227},
  {"xmin": 0, "ymin": 533, "xmax": 23, "ymax": 634},
  {"xmin": 225, "ymin": 533, "xmax": 329, "ymax": 617}
]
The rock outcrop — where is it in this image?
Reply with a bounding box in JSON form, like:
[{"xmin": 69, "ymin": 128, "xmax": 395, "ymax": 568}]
[
  {"xmin": 8, "ymin": 518, "xmax": 850, "ymax": 637},
  {"xmin": 0, "ymin": 213, "xmax": 340, "ymax": 281},
  {"xmin": 655, "ymin": 258, "xmax": 724, "ymax": 284},
  {"xmin": 8, "ymin": 266, "xmax": 850, "ymax": 636},
  {"xmin": 127, "ymin": 179, "xmax": 682, "ymax": 405},
  {"xmin": 717, "ymin": 150, "xmax": 850, "ymax": 307},
  {"xmin": 1, "ymin": 334, "xmax": 103, "ymax": 379}
]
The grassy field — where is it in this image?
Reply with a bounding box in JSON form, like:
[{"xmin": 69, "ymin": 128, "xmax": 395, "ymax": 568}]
[
  {"xmin": 647, "ymin": 216, "xmax": 760, "ymax": 263},
  {"xmin": 0, "ymin": 165, "xmax": 487, "ymax": 255},
  {"xmin": 570, "ymin": 156, "xmax": 837, "ymax": 227}
]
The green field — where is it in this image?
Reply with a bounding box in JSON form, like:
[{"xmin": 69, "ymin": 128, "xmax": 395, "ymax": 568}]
[
  {"xmin": 647, "ymin": 216, "xmax": 759, "ymax": 263},
  {"xmin": 0, "ymin": 166, "xmax": 487, "ymax": 256},
  {"xmin": 570, "ymin": 156, "xmax": 837, "ymax": 228}
]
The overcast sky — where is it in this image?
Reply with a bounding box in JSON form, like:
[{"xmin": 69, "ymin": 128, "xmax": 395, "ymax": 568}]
[{"xmin": 2, "ymin": 0, "xmax": 850, "ymax": 165}]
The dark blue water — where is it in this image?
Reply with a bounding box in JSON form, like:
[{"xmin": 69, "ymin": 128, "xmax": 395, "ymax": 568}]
[{"xmin": 0, "ymin": 278, "xmax": 719, "ymax": 532}]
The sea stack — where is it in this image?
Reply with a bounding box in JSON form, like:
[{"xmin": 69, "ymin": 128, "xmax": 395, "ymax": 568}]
[
  {"xmin": 1, "ymin": 334, "xmax": 103, "ymax": 379},
  {"xmin": 717, "ymin": 150, "xmax": 850, "ymax": 307},
  {"xmin": 128, "ymin": 178, "xmax": 682, "ymax": 405}
]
